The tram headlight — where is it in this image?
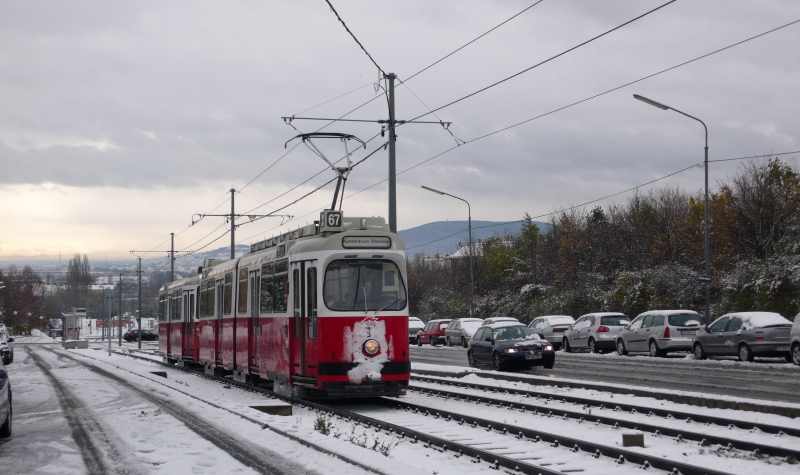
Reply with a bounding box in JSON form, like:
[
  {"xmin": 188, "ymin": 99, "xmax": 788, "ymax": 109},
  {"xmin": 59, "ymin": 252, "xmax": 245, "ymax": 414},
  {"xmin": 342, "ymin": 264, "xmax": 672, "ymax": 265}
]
[{"xmin": 363, "ymin": 339, "xmax": 380, "ymax": 356}]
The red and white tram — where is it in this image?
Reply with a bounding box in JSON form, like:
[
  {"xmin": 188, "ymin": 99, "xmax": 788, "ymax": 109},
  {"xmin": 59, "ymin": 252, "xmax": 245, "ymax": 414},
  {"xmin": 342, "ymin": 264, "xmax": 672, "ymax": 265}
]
[{"xmin": 158, "ymin": 211, "xmax": 410, "ymax": 398}]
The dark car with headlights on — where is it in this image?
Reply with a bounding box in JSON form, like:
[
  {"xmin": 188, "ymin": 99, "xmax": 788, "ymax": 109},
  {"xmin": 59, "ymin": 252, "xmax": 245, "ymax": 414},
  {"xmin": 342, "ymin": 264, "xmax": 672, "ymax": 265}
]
[
  {"xmin": 0, "ymin": 358, "xmax": 11, "ymax": 438},
  {"xmin": 692, "ymin": 312, "xmax": 792, "ymax": 362},
  {"xmin": 468, "ymin": 323, "xmax": 555, "ymax": 371},
  {"xmin": 124, "ymin": 329, "xmax": 158, "ymax": 342}
]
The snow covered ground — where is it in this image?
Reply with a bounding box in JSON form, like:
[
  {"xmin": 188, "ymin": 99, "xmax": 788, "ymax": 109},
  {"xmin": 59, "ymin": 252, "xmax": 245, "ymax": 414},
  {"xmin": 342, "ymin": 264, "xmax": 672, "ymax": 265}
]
[{"xmin": 1, "ymin": 336, "xmax": 798, "ymax": 474}]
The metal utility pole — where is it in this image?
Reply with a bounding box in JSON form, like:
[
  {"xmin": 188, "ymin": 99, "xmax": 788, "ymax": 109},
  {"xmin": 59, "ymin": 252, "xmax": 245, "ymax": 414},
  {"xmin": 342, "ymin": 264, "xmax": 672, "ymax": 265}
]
[
  {"xmin": 192, "ymin": 189, "xmax": 291, "ymax": 260},
  {"xmin": 137, "ymin": 257, "xmax": 142, "ymax": 349},
  {"xmin": 281, "ymin": 71, "xmax": 451, "ymax": 233},
  {"xmin": 387, "ymin": 73, "xmax": 397, "ymax": 232},
  {"xmin": 118, "ymin": 273, "xmax": 123, "ymax": 346},
  {"xmin": 170, "ymin": 232, "xmax": 175, "ymax": 282},
  {"xmin": 230, "ymin": 189, "xmax": 235, "ymax": 259}
]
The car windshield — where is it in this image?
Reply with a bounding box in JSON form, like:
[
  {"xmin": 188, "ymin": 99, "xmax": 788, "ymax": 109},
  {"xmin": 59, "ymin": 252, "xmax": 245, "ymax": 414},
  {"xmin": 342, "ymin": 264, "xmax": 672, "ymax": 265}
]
[
  {"xmin": 324, "ymin": 259, "xmax": 407, "ymax": 311},
  {"xmin": 494, "ymin": 326, "xmax": 535, "ymax": 341},
  {"xmin": 600, "ymin": 316, "xmax": 630, "ymax": 325},
  {"xmin": 668, "ymin": 314, "xmax": 703, "ymax": 326}
]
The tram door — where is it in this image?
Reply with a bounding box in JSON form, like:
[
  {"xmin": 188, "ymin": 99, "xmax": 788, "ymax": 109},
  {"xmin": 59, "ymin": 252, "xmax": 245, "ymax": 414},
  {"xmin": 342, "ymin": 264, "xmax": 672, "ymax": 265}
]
[
  {"xmin": 182, "ymin": 289, "xmax": 195, "ymax": 356},
  {"xmin": 291, "ymin": 260, "xmax": 318, "ymax": 378},
  {"xmin": 249, "ymin": 269, "xmax": 260, "ymax": 369}
]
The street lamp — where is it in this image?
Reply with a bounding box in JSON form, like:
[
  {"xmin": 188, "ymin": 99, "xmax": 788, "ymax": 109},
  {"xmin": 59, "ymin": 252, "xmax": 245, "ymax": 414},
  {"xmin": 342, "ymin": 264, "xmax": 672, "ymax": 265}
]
[
  {"xmin": 633, "ymin": 94, "xmax": 711, "ymax": 326},
  {"xmin": 421, "ymin": 185, "xmax": 475, "ymax": 317}
]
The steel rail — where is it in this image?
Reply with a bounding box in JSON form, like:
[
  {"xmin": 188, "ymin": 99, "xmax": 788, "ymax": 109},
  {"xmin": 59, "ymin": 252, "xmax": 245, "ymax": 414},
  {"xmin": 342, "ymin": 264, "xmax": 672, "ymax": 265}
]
[
  {"xmin": 413, "ymin": 374, "xmax": 800, "ymax": 438},
  {"xmin": 409, "ymin": 382, "xmax": 800, "ymax": 461},
  {"xmin": 379, "ymin": 397, "xmax": 733, "ymax": 475}
]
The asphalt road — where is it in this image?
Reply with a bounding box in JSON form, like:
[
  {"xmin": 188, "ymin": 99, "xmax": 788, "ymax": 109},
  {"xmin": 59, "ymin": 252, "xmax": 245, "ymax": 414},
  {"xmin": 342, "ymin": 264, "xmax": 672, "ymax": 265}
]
[{"xmin": 410, "ymin": 345, "xmax": 800, "ymax": 404}]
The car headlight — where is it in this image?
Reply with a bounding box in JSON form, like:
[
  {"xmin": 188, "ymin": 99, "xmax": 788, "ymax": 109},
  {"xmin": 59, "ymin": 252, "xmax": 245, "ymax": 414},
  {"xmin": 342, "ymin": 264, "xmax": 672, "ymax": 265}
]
[
  {"xmin": 504, "ymin": 348, "xmax": 518, "ymax": 354},
  {"xmin": 544, "ymin": 345, "xmax": 553, "ymax": 351},
  {"xmin": 363, "ymin": 339, "xmax": 380, "ymax": 355}
]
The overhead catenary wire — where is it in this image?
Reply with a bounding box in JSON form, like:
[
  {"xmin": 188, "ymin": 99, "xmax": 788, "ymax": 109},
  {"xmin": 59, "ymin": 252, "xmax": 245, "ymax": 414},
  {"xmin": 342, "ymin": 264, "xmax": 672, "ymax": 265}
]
[
  {"xmin": 324, "ymin": 0, "xmax": 385, "ymax": 76},
  {"xmin": 220, "ymin": 14, "xmax": 800, "ymax": 256},
  {"xmin": 164, "ymin": 8, "xmax": 800, "ymax": 258},
  {"xmin": 404, "ymin": 0, "xmax": 677, "ymax": 123}
]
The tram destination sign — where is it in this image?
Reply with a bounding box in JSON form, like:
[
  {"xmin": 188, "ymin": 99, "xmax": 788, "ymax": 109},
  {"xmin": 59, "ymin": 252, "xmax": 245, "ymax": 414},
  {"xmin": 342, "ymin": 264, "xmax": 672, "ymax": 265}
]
[{"xmin": 342, "ymin": 236, "xmax": 392, "ymax": 249}]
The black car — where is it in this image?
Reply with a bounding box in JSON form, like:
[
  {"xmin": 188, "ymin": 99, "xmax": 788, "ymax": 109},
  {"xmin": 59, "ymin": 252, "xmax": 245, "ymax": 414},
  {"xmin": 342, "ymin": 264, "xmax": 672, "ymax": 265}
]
[
  {"xmin": 124, "ymin": 330, "xmax": 158, "ymax": 342},
  {"xmin": 468, "ymin": 323, "xmax": 555, "ymax": 371}
]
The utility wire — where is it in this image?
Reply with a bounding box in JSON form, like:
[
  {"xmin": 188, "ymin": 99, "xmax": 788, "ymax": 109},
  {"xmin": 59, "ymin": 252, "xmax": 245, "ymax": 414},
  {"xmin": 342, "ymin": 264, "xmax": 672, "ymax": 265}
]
[
  {"xmin": 405, "ymin": 0, "xmax": 676, "ymax": 123},
  {"xmin": 325, "ymin": 0, "xmax": 384, "ymax": 75},
  {"xmin": 404, "ymin": 1, "xmax": 545, "ymax": 83}
]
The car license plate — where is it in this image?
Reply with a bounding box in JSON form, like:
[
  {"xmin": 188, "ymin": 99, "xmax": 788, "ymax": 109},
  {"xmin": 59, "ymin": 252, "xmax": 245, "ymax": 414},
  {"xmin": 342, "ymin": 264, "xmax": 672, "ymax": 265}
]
[
  {"xmin": 680, "ymin": 330, "xmax": 697, "ymax": 335},
  {"xmin": 775, "ymin": 346, "xmax": 789, "ymax": 351},
  {"xmin": 525, "ymin": 353, "xmax": 542, "ymax": 360}
]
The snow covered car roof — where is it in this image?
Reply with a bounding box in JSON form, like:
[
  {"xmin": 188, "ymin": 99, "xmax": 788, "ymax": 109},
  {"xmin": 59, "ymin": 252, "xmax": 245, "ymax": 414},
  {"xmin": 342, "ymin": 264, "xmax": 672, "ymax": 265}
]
[
  {"xmin": 719, "ymin": 312, "xmax": 791, "ymax": 329},
  {"xmin": 638, "ymin": 309, "xmax": 700, "ymax": 316}
]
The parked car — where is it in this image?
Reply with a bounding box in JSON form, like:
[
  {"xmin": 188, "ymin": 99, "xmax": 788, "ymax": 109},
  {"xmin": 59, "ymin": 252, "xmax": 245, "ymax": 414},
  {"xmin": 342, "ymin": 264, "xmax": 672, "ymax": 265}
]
[
  {"xmin": 408, "ymin": 317, "xmax": 425, "ymax": 345},
  {"xmin": 445, "ymin": 318, "xmax": 484, "ymax": 347},
  {"xmin": 124, "ymin": 329, "xmax": 158, "ymax": 342},
  {"xmin": 481, "ymin": 316, "xmax": 520, "ymax": 325},
  {"xmin": 416, "ymin": 319, "xmax": 452, "ymax": 346},
  {"xmin": 0, "ymin": 325, "xmax": 14, "ymax": 365},
  {"xmin": 562, "ymin": 312, "xmax": 630, "ymax": 353},
  {"xmin": 791, "ymin": 314, "xmax": 800, "ymax": 366},
  {"xmin": 616, "ymin": 310, "xmax": 704, "ymax": 357},
  {"xmin": 529, "ymin": 315, "xmax": 574, "ymax": 350},
  {"xmin": 0, "ymin": 358, "xmax": 11, "ymax": 438},
  {"xmin": 467, "ymin": 322, "xmax": 555, "ymax": 371},
  {"xmin": 692, "ymin": 312, "xmax": 792, "ymax": 362}
]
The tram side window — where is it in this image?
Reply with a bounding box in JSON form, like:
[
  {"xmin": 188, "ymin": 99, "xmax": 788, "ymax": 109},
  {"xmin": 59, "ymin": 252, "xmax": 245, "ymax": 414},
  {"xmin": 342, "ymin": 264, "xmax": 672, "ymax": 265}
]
[
  {"xmin": 260, "ymin": 263, "xmax": 274, "ymax": 313},
  {"xmin": 307, "ymin": 267, "xmax": 317, "ymax": 339},
  {"xmin": 237, "ymin": 268, "xmax": 248, "ymax": 314},
  {"xmin": 273, "ymin": 260, "xmax": 288, "ymax": 313},
  {"xmin": 199, "ymin": 282, "xmax": 208, "ymax": 318},
  {"xmin": 171, "ymin": 294, "xmax": 182, "ymax": 322},
  {"xmin": 204, "ymin": 280, "xmax": 215, "ymax": 319},
  {"xmin": 223, "ymin": 272, "xmax": 233, "ymax": 315},
  {"xmin": 159, "ymin": 293, "xmax": 168, "ymax": 322}
]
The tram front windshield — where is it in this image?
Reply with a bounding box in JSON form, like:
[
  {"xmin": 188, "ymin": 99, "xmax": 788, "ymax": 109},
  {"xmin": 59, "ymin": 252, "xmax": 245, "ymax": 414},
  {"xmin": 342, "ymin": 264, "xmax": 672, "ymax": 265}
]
[{"xmin": 324, "ymin": 259, "xmax": 407, "ymax": 311}]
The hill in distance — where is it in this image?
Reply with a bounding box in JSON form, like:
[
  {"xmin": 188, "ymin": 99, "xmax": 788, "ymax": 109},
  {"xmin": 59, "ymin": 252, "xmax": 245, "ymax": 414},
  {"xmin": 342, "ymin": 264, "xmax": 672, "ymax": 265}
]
[{"xmin": 398, "ymin": 220, "xmax": 549, "ymax": 257}]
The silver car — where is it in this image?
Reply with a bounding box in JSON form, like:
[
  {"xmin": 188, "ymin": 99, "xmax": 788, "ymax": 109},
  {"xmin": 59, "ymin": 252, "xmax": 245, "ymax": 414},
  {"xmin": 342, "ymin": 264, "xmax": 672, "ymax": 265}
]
[
  {"xmin": 529, "ymin": 315, "xmax": 574, "ymax": 350},
  {"xmin": 616, "ymin": 310, "xmax": 704, "ymax": 357},
  {"xmin": 791, "ymin": 314, "xmax": 800, "ymax": 366},
  {"xmin": 563, "ymin": 312, "xmax": 630, "ymax": 353},
  {"xmin": 692, "ymin": 312, "xmax": 793, "ymax": 362},
  {"xmin": 445, "ymin": 318, "xmax": 484, "ymax": 348}
]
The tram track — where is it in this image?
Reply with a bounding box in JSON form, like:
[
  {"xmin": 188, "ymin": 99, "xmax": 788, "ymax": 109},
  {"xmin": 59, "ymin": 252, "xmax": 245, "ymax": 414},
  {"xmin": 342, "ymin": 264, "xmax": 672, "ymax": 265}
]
[
  {"xmin": 38, "ymin": 347, "xmax": 367, "ymax": 475},
  {"xmin": 116, "ymin": 350, "xmax": 800, "ymax": 475},
  {"xmin": 409, "ymin": 376, "xmax": 800, "ymax": 459}
]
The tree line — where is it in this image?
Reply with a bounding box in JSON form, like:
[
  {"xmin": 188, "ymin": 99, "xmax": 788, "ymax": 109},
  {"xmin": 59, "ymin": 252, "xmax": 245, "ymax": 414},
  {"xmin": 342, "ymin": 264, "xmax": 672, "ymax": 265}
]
[{"xmin": 408, "ymin": 158, "xmax": 800, "ymax": 323}]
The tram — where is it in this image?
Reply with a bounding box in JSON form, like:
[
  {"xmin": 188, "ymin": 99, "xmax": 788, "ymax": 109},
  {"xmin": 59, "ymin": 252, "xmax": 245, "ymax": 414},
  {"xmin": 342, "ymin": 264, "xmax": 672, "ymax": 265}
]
[{"xmin": 158, "ymin": 210, "xmax": 410, "ymax": 398}]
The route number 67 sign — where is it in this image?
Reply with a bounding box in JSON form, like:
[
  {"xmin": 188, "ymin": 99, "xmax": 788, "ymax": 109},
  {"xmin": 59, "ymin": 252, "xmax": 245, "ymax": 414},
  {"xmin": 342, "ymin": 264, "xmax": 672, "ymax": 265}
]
[{"xmin": 320, "ymin": 210, "xmax": 343, "ymax": 231}]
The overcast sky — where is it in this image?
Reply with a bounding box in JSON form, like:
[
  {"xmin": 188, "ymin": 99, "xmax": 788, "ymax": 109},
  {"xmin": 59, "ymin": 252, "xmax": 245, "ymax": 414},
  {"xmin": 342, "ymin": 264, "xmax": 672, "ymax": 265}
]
[{"xmin": 2, "ymin": 0, "xmax": 799, "ymax": 263}]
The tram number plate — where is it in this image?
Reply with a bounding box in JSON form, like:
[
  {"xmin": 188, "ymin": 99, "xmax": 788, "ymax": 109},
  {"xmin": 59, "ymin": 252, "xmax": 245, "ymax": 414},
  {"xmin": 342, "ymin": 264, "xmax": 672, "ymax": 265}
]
[
  {"xmin": 775, "ymin": 346, "xmax": 789, "ymax": 351},
  {"xmin": 680, "ymin": 330, "xmax": 697, "ymax": 335},
  {"xmin": 525, "ymin": 353, "xmax": 542, "ymax": 360}
]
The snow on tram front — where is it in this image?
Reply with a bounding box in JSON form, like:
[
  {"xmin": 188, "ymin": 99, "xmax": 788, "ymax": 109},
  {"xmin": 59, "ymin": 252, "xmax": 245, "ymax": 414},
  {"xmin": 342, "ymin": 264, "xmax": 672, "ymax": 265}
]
[{"xmin": 160, "ymin": 210, "xmax": 410, "ymax": 399}]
